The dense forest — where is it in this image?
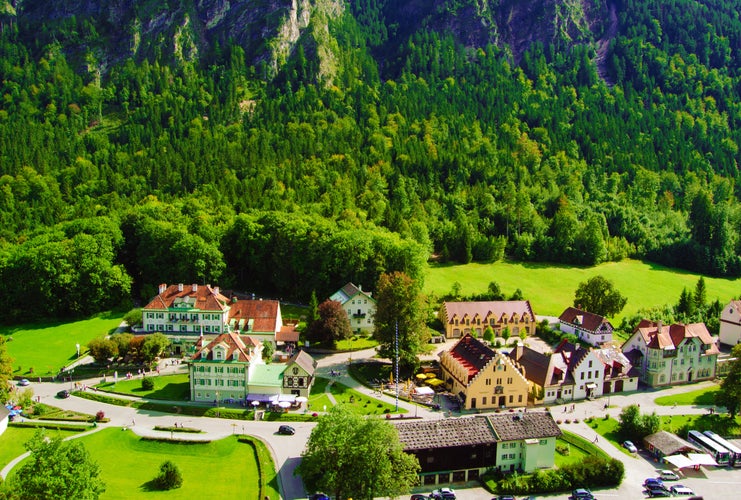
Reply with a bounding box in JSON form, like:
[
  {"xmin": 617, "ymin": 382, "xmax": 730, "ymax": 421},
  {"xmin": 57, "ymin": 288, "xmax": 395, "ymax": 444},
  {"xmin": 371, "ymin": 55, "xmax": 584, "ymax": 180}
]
[{"xmin": 1, "ymin": 0, "xmax": 741, "ymax": 322}]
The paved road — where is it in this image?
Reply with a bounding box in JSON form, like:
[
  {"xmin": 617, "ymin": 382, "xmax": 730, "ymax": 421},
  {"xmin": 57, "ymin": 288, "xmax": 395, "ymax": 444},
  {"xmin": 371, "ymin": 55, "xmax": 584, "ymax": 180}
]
[{"xmin": 5, "ymin": 343, "xmax": 740, "ymax": 499}]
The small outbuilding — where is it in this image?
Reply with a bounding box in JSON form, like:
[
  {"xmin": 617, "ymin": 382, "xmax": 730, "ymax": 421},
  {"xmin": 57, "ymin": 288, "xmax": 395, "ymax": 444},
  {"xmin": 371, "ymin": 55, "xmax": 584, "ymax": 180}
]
[{"xmin": 643, "ymin": 430, "xmax": 699, "ymax": 461}]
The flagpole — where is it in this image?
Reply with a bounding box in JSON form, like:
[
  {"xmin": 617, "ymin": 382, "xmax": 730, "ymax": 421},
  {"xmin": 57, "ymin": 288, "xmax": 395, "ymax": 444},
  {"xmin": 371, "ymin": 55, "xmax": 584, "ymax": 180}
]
[{"xmin": 395, "ymin": 320, "xmax": 399, "ymax": 412}]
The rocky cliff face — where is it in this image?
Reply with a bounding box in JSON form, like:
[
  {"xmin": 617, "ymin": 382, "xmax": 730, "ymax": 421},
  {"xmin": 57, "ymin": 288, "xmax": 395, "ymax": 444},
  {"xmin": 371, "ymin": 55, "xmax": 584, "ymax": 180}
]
[{"xmin": 10, "ymin": 0, "xmax": 610, "ymax": 78}]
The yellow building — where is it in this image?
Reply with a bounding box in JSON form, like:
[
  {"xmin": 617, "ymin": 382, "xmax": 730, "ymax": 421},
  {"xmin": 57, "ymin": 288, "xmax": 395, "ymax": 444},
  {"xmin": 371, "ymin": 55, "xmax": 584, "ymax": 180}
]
[
  {"xmin": 439, "ymin": 334, "xmax": 529, "ymax": 410},
  {"xmin": 439, "ymin": 301, "xmax": 535, "ymax": 339}
]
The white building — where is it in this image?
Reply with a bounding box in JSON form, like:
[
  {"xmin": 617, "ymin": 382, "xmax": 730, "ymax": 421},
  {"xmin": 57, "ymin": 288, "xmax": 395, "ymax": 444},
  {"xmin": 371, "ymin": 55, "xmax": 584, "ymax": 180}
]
[
  {"xmin": 329, "ymin": 283, "xmax": 376, "ymax": 334},
  {"xmin": 719, "ymin": 300, "xmax": 741, "ymax": 346}
]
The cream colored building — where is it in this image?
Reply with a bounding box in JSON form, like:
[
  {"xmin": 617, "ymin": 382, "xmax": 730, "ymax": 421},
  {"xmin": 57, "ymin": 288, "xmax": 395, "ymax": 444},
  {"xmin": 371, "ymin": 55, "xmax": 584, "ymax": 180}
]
[
  {"xmin": 439, "ymin": 301, "xmax": 535, "ymax": 339},
  {"xmin": 439, "ymin": 334, "xmax": 529, "ymax": 410},
  {"xmin": 719, "ymin": 300, "xmax": 741, "ymax": 346}
]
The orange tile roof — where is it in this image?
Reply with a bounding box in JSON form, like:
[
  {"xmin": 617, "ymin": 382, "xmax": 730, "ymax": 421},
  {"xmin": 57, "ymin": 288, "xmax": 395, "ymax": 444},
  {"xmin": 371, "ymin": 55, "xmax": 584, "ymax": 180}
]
[
  {"xmin": 448, "ymin": 334, "xmax": 495, "ymax": 380},
  {"xmin": 192, "ymin": 332, "xmax": 260, "ymax": 362},
  {"xmin": 143, "ymin": 283, "xmax": 229, "ymax": 312},
  {"xmin": 228, "ymin": 299, "xmax": 280, "ymax": 333},
  {"xmin": 443, "ymin": 300, "xmax": 535, "ymax": 324},
  {"xmin": 633, "ymin": 320, "xmax": 719, "ymax": 354}
]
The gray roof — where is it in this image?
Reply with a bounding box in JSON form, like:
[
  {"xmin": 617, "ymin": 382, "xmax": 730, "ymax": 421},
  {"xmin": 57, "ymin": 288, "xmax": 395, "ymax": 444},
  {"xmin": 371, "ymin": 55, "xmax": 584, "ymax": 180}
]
[
  {"xmin": 394, "ymin": 416, "xmax": 497, "ymax": 450},
  {"xmin": 488, "ymin": 412, "xmax": 562, "ymax": 441},
  {"xmin": 0, "ymin": 405, "xmax": 9, "ymax": 420},
  {"xmin": 287, "ymin": 349, "xmax": 316, "ymax": 375},
  {"xmin": 644, "ymin": 430, "xmax": 699, "ymax": 455},
  {"xmin": 394, "ymin": 412, "xmax": 561, "ymax": 451}
]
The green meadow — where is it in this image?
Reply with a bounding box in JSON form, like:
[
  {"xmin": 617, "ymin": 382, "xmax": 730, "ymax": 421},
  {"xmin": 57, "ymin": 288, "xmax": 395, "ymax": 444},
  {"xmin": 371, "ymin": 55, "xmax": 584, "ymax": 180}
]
[
  {"xmin": 424, "ymin": 259, "xmax": 741, "ymax": 321},
  {"xmin": 0, "ymin": 312, "xmax": 125, "ymax": 376},
  {"xmin": 9, "ymin": 428, "xmax": 280, "ymax": 500}
]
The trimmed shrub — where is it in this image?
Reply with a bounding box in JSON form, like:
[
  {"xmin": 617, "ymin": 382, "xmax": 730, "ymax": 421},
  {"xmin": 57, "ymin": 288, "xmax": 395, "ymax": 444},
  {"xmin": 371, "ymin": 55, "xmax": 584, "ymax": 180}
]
[
  {"xmin": 153, "ymin": 460, "xmax": 183, "ymax": 490},
  {"xmin": 141, "ymin": 377, "xmax": 155, "ymax": 391}
]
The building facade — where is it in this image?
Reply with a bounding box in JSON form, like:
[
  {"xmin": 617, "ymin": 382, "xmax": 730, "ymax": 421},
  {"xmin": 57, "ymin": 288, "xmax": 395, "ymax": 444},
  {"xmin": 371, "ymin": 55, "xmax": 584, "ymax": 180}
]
[
  {"xmin": 439, "ymin": 301, "xmax": 535, "ymax": 340},
  {"xmin": 622, "ymin": 320, "xmax": 719, "ymax": 387},
  {"xmin": 439, "ymin": 334, "xmax": 529, "ymax": 410},
  {"xmin": 142, "ymin": 283, "xmax": 293, "ymax": 353},
  {"xmin": 395, "ymin": 412, "xmax": 561, "ymax": 487},
  {"xmin": 558, "ymin": 307, "xmax": 614, "ymax": 346},
  {"xmin": 719, "ymin": 300, "xmax": 741, "ymax": 346},
  {"xmin": 329, "ymin": 283, "xmax": 376, "ymax": 334}
]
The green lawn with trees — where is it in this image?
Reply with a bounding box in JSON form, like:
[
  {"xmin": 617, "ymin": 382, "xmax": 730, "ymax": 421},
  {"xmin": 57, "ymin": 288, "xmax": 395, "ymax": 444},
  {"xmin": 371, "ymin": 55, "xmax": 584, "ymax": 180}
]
[
  {"xmin": 424, "ymin": 259, "xmax": 741, "ymax": 322},
  {"xmin": 0, "ymin": 427, "xmax": 85, "ymax": 472},
  {"xmin": 95, "ymin": 373, "xmax": 190, "ymax": 401},
  {"xmin": 78, "ymin": 429, "xmax": 277, "ymax": 500},
  {"xmin": 0, "ymin": 313, "xmax": 125, "ymax": 377},
  {"xmin": 654, "ymin": 385, "xmax": 720, "ymax": 406}
]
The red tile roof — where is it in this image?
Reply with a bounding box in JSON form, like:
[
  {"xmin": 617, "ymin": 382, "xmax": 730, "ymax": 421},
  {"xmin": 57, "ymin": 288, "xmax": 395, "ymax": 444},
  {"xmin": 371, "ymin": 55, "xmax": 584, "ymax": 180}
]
[
  {"xmin": 448, "ymin": 334, "xmax": 495, "ymax": 380},
  {"xmin": 143, "ymin": 283, "xmax": 229, "ymax": 312},
  {"xmin": 228, "ymin": 299, "xmax": 280, "ymax": 333},
  {"xmin": 192, "ymin": 332, "xmax": 260, "ymax": 362},
  {"xmin": 558, "ymin": 306, "xmax": 612, "ymax": 332},
  {"xmin": 633, "ymin": 320, "xmax": 718, "ymax": 354},
  {"xmin": 276, "ymin": 325, "xmax": 299, "ymax": 342}
]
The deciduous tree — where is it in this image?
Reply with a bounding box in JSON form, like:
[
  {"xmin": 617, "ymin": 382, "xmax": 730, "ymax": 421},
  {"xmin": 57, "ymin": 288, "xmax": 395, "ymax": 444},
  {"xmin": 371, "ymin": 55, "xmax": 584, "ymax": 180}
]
[
  {"xmin": 140, "ymin": 333, "xmax": 170, "ymax": 364},
  {"xmin": 0, "ymin": 337, "xmax": 13, "ymax": 403},
  {"xmin": 573, "ymin": 275, "xmax": 627, "ymax": 317},
  {"xmin": 373, "ymin": 272, "xmax": 427, "ymax": 374},
  {"xmin": 296, "ymin": 405, "xmax": 420, "ymax": 500},
  {"xmin": 306, "ymin": 300, "xmax": 352, "ymax": 347},
  {"xmin": 14, "ymin": 431, "xmax": 105, "ymax": 500},
  {"xmin": 716, "ymin": 344, "xmax": 741, "ymax": 417},
  {"xmin": 87, "ymin": 338, "xmax": 119, "ymax": 364}
]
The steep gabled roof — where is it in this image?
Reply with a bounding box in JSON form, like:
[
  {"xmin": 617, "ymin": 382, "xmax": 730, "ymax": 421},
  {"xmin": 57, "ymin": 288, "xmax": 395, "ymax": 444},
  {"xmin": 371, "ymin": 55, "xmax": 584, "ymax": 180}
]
[
  {"xmin": 228, "ymin": 299, "xmax": 280, "ymax": 333},
  {"xmin": 553, "ymin": 339, "xmax": 591, "ymax": 371},
  {"xmin": 508, "ymin": 345, "xmax": 571, "ymax": 387},
  {"xmin": 633, "ymin": 320, "xmax": 718, "ymax": 354},
  {"xmin": 644, "ymin": 430, "xmax": 699, "ymax": 456},
  {"xmin": 276, "ymin": 324, "xmax": 300, "ymax": 342},
  {"xmin": 329, "ymin": 283, "xmax": 375, "ymax": 304},
  {"xmin": 287, "ymin": 350, "xmax": 316, "ymax": 375},
  {"xmin": 559, "ymin": 306, "xmax": 612, "ymax": 332},
  {"xmin": 143, "ymin": 283, "xmax": 229, "ymax": 312},
  {"xmin": 447, "ymin": 334, "xmax": 495, "ymax": 379},
  {"xmin": 192, "ymin": 332, "xmax": 260, "ymax": 362}
]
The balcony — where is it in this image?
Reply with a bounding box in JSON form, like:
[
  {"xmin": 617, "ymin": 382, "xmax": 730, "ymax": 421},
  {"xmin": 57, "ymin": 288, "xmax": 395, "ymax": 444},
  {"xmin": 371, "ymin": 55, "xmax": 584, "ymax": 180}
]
[{"xmin": 352, "ymin": 313, "xmax": 366, "ymax": 319}]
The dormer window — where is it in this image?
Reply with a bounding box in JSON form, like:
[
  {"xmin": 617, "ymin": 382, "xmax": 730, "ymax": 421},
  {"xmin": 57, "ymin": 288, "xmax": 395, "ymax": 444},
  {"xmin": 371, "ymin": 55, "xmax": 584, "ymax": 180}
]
[{"xmin": 233, "ymin": 351, "xmax": 239, "ymax": 361}]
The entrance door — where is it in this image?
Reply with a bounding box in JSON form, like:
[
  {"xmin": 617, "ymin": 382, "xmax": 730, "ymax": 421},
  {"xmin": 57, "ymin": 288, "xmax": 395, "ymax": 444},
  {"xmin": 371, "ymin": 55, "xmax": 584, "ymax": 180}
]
[
  {"xmin": 615, "ymin": 379, "xmax": 624, "ymax": 392},
  {"xmin": 471, "ymin": 398, "xmax": 477, "ymax": 409},
  {"xmin": 687, "ymin": 369, "xmax": 693, "ymax": 382},
  {"xmin": 499, "ymin": 396, "xmax": 506, "ymax": 407}
]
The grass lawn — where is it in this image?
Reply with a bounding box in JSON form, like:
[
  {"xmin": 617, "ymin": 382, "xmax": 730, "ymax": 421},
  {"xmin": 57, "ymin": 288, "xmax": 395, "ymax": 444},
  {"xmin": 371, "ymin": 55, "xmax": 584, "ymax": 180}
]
[
  {"xmin": 329, "ymin": 380, "xmax": 408, "ymax": 415},
  {"xmin": 654, "ymin": 385, "xmax": 720, "ymax": 406},
  {"xmin": 585, "ymin": 416, "xmax": 634, "ymax": 456},
  {"xmin": 96, "ymin": 374, "xmax": 190, "ymax": 401},
  {"xmin": 307, "ymin": 377, "xmax": 335, "ymax": 412},
  {"xmin": 46, "ymin": 428, "xmax": 280, "ymax": 500},
  {"xmin": 1, "ymin": 312, "xmax": 125, "ymax": 376},
  {"xmin": 334, "ymin": 336, "xmax": 379, "ymax": 351},
  {"xmin": 424, "ymin": 259, "xmax": 741, "ymax": 322},
  {"xmin": 554, "ymin": 437, "xmax": 591, "ymax": 467},
  {"xmin": 0, "ymin": 426, "xmax": 85, "ymax": 471}
]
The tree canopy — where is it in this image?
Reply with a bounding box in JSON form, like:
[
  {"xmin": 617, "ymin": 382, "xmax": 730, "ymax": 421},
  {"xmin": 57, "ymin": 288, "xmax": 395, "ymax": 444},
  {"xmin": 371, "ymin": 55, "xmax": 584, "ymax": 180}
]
[
  {"xmin": 296, "ymin": 405, "xmax": 420, "ymax": 500},
  {"xmin": 306, "ymin": 300, "xmax": 353, "ymax": 347},
  {"xmin": 373, "ymin": 272, "xmax": 428, "ymax": 374},
  {"xmin": 573, "ymin": 275, "xmax": 628, "ymax": 318},
  {"xmin": 12, "ymin": 431, "xmax": 105, "ymax": 500},
  {"xmin": 716, "ymin": 344, "xmax": 741, "ymax": 417},
  {"xmin": 0, "ymin": 336, "xmax": 13, "ymax": 403}
]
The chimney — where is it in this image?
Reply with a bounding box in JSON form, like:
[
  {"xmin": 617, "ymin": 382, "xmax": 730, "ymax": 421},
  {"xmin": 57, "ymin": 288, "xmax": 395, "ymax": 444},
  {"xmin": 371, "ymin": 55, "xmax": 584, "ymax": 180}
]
[
  {"xmin": 159, "ymin": 283, "xmax": 167, "ymax": 295},
  {"xmin": 516, "ymin": 342, "xmax": 523, "ymax": 359},
  {"xmin": 358, "ymin": 284, "xmax": 362, "ymax": 291},
  {"xmin": 214, "ymin": 286, "xmax": 220, "ymax": 295},
  {"xmin": 192, "ymin": 283, "xmax": 198, "ymax": 292},
  {"xmin": 178, "ymin": 283, "xmax": 183, "ymax": 292},
  {"xmin": 657, "ymin": 320, "xmax": 663, "ymax": 334}
]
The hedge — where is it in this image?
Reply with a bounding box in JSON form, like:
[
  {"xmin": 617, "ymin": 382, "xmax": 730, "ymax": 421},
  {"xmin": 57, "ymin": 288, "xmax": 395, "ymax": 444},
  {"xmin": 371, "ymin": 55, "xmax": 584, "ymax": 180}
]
[{"xmin": 10, "ymin": 421, "xmax": 92, "ymax": 432}]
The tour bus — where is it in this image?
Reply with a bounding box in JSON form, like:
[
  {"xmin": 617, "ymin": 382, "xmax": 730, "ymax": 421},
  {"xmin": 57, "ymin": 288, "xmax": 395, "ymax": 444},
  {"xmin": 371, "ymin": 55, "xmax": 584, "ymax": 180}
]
[
  {"xmin": 687, "ymin": 430, "xmax": 730, "ymax": 466},
  {"xmin": 703, "ymin": 430, "xmax": 741, "ymax": 467}
]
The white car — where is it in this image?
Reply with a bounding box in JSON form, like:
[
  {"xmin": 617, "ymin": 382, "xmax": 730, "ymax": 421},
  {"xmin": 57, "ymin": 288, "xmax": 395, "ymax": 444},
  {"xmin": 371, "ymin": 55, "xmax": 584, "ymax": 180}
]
[
  {"xmin": 658, "ymin": 470, "xmax": 680, "ymax": 481},
  {"xmin": 18, "ymin": 379, "xmax": 30, "ymax": 386},
  {"xmin": 670, "ymin": 485, "xmax": 694, "ymax": 496}
]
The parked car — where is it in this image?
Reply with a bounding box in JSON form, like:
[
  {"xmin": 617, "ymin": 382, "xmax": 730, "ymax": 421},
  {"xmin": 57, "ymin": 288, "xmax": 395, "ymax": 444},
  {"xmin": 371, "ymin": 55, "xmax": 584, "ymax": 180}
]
[
  {"xmin": 647, "ymin": 487, "xmax": 672, "ymax": 497},
  {"xmin": 56, "ymin": 390, "xmax": 70, "ymax": 399},
  {"xmin": 569, "ymin": 488, "xmax": 595, "ymax": 500},
  {"xmin": 18, "ymin": 379, "xmax": 30, "ymax": 386},
  {"xmin": 493, "ymin": 496, "xmax": 516, "ymax": 500},
  {"xmin": 658, "ymin": 470, "xmax": 680, "ymax": 481},
  {"xmin": 277, "ymin": 425, "xmax": 295, "ymax": 435},
  {"xmin": 410, "ymin": 495, "xmax": 428, "ymax": 500},
  {"xmin": 309, "ymin": 494, "xmax": 329, "ymax": 500},
  {"xmin": 670, "ymin": 485, "xmax": 695, "ymax": 496},
  {"xmin": 430, "ymin": 488, "xmax": 456, "ymax": 500},
  {"xmin": 622, "ymin": 440, "xmax": 638, "ymax": 453},
  {"xmin": 643, "ymin": 478, "xmax": 667, "ymax": 490}
]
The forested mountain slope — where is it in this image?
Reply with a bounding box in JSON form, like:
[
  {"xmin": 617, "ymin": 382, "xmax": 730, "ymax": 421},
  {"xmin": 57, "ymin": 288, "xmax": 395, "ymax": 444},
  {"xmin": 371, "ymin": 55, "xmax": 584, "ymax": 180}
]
[{"xmin": 0, "ymin": 0, "xmax": 740, "ymax": 322}]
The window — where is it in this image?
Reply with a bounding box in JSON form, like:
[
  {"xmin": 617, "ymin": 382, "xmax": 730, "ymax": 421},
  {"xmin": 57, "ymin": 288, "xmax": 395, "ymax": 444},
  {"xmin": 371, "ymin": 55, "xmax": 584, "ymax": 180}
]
[
  {"xmin": 298, "ymin": 377, "xmax": 304, "ymax": 386},
  {"xmin": 482, "ymin": 397, "xmax": 487, "ymax": 405},
  {"xmin": 486, "ymin": 378, "xmax": 491, "ymax": 386},
  {"xmin": 518, "ymin": 395, "xmax": 522, "ymax": 403},
  {"xmin": 540, "ymin": 439, "xmax": 547, "ymax": 445},
  {"xmin": 509, "ymin": 395, "xmax": 513, "ymax": 403},
  {"xmin": 580, "ymin": 372, "xmax": 585, "ymax": 380},
  {"xmin": 501, "ymin": 454, "xmax": 508, "ymax": 460},
  {"xmin": 508, "ymin": 453, "xmax": 516, "ymax": 459},
  {"xmin": 286, "ymin": 377, "xmax": 293, "ymax": 386},
  {"xmin": 588, "ymin": 360, "xmax": 593, "ymax": 368}
]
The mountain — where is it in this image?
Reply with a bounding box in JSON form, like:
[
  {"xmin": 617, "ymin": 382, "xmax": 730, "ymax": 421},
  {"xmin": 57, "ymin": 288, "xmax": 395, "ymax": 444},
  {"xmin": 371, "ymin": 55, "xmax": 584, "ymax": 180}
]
[{"xmin": 1, "ymin": 0, "xmax": 741, "ymax": 321}]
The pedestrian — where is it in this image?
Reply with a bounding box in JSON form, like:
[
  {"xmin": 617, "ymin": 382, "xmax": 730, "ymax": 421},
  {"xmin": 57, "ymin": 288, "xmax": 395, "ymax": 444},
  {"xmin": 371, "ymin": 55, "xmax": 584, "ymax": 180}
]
[{"xmin": 131, "ymin": 418, "xmax": 135, "ymax": 426}]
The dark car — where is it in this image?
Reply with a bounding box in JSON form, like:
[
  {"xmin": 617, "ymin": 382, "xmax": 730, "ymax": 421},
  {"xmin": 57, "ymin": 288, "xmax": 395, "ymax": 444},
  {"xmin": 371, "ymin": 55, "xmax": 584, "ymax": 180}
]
[
  {"xmin": 56, "ymin": 390, "xmax": 70, "ymax": 399},
  {"xmin": 644, "ymin": 478, "xmax": 667, "ymax": 491},
  {"xmin": 277, "ymin": 425, "xmax": 295, "ymax": 435},
  {"xmin": 569, "ymin": 489, "xmax": 595, "ymax": 500},
  {"xmin": 410, "ymin": 495, "xmax": 428, "ymax": 500},
  {"xmin": 647, "ymin": 487, "xmax": 672, "ymax": 497},
  {"xmin": 430, "ymin": 488, "xmax": 456, "ymax": 500},
  {"xmin": 309, "ymin": 494, "xmax": 329, "ymax": 500},
  {"xmin": 493, "ymin": 496, "xmax": 517, "ymax": 500}
]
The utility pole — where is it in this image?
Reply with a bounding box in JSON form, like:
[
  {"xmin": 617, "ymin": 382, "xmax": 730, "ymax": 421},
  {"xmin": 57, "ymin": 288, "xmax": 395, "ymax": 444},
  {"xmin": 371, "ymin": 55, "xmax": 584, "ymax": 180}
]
[{"xmin": 395, "ymin": 320, "xmax": 399, "ymax": 412}]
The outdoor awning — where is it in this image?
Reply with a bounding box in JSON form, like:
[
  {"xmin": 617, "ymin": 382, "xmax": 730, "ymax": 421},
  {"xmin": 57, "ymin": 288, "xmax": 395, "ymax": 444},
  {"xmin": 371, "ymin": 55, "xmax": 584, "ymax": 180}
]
[
  {"xmin": 414, "ymin": 386, "xmax": 435, "ymax": 396},
  {"xmin": 277, "ymin": 394, "xmax": 296, "ymax": 402},
  {"xmin": 664, "ymin": 455, "xmax": 695, "ymax": 468},
  {"xmin": 246, "ymin": 393, "xmax": 274, "ymax": 402},
  {"xmin": 688, "ymin": 453, "xmax": 719, "ymax": 466},
  {"xmin": 586, "ymin": 383, "xmax": 597, "ymax": 389}
]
